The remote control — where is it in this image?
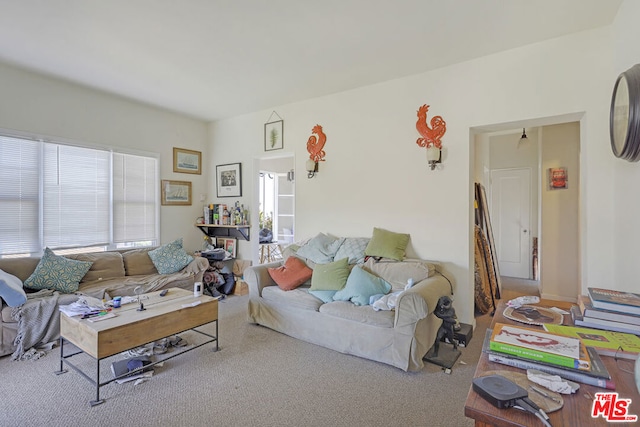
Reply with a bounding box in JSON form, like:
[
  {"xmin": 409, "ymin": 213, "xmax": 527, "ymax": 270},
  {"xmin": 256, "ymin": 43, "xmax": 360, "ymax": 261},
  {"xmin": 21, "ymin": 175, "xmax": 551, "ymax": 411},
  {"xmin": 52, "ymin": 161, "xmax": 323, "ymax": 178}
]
[{"xmin": 159, "ymin": 289, "xmax": 168, "ymax": 297}]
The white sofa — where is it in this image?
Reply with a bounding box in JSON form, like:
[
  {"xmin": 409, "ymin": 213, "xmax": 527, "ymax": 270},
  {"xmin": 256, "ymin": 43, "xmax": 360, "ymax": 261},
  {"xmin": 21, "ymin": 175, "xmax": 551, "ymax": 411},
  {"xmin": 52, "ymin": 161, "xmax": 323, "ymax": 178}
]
[{"xmin": 245, "ymin": 255, "xmax": 452, "ymax": 372}]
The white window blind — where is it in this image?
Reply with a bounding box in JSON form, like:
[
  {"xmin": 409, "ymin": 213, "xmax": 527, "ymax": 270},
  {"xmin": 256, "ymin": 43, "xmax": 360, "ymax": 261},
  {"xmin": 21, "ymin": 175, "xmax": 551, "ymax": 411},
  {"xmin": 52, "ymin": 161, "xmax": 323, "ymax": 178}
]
[
  {"xmin": 113, "ymin": 152, "xmax": 158, "ymax": 243},
  {"xmin": 0, "ymin": 136, "xmax": 40, "ymax": 255},
  {"xmin": 43, "ymin": 144, "xmax": 111, "ymax": 249},
  {"xmin": 0, "ymin": 133, "xmax": 159, "ymax": 256}
]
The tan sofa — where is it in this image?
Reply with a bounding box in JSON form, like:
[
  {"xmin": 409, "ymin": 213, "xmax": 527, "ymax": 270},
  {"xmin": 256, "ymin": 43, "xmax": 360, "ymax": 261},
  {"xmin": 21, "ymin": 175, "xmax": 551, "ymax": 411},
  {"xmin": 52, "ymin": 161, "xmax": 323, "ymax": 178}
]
[
  {"xmin": 246, "ymin": 257, "xmax": 452, "ymax": 372},
  {"xmin": 0, "ymin": 247, "xmax": 209, "ymax": 358}
]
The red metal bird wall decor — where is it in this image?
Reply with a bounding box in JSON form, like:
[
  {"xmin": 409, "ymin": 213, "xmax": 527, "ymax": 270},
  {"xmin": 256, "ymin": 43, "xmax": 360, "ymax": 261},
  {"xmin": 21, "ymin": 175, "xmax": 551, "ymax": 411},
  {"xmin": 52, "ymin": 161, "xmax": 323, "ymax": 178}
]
[
  {"xmin": 416, "ymin": 104, "xmax": 446, "ymax": 149},
  {"xmin": 307, "ymin": 124, "xmax": 326, "ymax": 162}
]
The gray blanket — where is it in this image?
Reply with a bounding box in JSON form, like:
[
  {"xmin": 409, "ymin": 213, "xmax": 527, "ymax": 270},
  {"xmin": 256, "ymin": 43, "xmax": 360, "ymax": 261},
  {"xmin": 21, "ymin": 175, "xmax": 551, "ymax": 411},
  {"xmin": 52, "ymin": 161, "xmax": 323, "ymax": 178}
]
[{"xmin": 10, "ymin": 292, "xmax": 79, "ymax": 361}]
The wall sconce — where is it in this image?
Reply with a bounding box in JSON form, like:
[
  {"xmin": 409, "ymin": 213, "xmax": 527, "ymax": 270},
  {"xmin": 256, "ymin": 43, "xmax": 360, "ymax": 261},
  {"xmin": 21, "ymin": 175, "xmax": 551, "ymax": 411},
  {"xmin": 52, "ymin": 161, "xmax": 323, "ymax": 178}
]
[
  {"xmin": 305, "ymin": 160, "xmax": 318, "ymax": 178},
  {"xmin": 306, "ymin": 124, "xmax": 326, "ymax": 179},
  {"xmin": 426, "ymin": 146, "xmax": 441, "ymax": 170},
  {"xmin": 415, "ymin": 104, "xmax": 446, "ymax": 171}
]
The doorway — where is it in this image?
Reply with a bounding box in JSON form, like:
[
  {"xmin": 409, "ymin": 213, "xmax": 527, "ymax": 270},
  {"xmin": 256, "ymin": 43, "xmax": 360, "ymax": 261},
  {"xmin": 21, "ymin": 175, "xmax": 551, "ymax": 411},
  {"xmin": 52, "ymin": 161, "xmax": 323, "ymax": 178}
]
[
  {"xmin": 256, "ymin": 155, "xmax": 295, "ymax": 264},
  {"xmin": 490, "ymin": 167, "xmax": 531, "ymax": 279},
  {"xmin": 474, "ymin": 121, "xmax": 581, "ymax": 301}
]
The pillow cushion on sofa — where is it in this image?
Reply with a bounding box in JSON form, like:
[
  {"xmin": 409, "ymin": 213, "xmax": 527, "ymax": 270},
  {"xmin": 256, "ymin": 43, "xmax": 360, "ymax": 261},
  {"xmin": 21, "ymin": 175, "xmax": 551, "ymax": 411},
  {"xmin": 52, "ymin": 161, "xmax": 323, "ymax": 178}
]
[
  {"xmin": 308, "ymin": 289, "xmax": 338, "ymax": 303},
  {"xmin": 309, "ymin": 257, "xmax": 350, "ymax": 291},
  {"xmin": 333, "ymin": 265, "xmax": 391, "ymax": 306},
  {"xmin": 148, "ymin": 238, "xmax": 194, "ymax": 274},
  {"xmin": 334, "ymin": 237, "xmax": 370, "ymax": 264},
  {"xmin": 24, "ymin": 247, "xmax": 93, "ymax": 293},
  {"xmin": 296, "ymin": 233, "xmax": 345, "ymax": 264},
  {"xmin": 364, "ymin": 227, "xmax": 410, "ymax": 261},
  {"xmin": 362, "ymin": 257, "xmax": 435, "ymax": 292},
  {"xmin": 0, "ymin": 269, "xmax": 27, "ymax": 307},
  {"xmin": 268, "ymin": 256, "xmax": 313, "ymax": 291}
]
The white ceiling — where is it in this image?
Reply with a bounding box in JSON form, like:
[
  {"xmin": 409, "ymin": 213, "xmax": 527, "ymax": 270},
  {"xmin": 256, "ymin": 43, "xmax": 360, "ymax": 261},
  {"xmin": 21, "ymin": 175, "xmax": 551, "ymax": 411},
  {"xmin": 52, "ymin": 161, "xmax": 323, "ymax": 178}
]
[{"xmin": 0, "ymin": 1, "xmax": 622, "ymax": 122}]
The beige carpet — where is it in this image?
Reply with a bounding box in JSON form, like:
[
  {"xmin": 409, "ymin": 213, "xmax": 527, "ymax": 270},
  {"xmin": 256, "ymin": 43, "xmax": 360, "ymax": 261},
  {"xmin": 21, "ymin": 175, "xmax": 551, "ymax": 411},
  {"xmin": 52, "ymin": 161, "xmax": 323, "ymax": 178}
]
[{"xmin": 0, "ymin": 295, "xmax": 493, "ymax": 427}]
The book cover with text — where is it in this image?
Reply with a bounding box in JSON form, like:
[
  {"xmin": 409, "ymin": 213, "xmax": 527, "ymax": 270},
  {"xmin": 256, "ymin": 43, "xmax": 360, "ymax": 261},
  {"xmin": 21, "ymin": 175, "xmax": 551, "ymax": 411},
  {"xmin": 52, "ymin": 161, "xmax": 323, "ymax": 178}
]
[
  {"xmin": 490, "ymin": 322, "xmax": 591, "ymax": 370},
  {"xmin": 588, "ymin": 287, "xmax": 640, "ymax": 315}
]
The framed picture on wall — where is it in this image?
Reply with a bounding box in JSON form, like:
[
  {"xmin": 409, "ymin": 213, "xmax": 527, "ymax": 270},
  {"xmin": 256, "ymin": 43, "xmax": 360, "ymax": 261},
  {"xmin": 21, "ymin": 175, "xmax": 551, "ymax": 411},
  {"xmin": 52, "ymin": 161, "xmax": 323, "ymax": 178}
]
[
  {"xmin": 548, "ymin": 167, "xmax": 568, "ymax": 190},
  {"xmin": 264, "ymin": 120, "xmax": 284, "ymax": 151},
  {"xmin": 217, "ymin": 237, "xmax": 237, "ymax": 258},
  {"xmin": 161, "ymin": 180, "xmax": 192, "ymax": 205},
  {"xmin": 216, "ymin": 163, "xmax": 242, "ymax": 197},
  {"xmin": 173, "ymin": 147, "xmax": 202, "ymax": 174}
]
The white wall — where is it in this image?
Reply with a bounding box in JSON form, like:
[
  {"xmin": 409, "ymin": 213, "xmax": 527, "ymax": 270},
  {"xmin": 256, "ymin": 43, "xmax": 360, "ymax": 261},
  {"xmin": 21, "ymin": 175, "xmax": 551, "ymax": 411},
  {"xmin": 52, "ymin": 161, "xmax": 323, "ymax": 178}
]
[
  {"xmin": 611, "ymin": 0, "xmax": 640, "ymax": 292},
  {"xmin": 210, "ymin": 27, "xmax": 616, "ymax": 324},
  {"xmin": 0, "ymin": 62, "xmax": 209, "ymax": 253},
  {"xmin": 540, "ymin": 123, "xmax": 581, "ymax": 300}
]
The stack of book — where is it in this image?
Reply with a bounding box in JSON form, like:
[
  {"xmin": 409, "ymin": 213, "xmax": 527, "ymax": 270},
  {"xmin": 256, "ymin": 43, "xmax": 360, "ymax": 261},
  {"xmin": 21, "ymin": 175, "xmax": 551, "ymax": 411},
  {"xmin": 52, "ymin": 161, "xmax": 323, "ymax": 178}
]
[
  {"xmin": 570, "ymin": 287, "xmax": 640, "ymax": 336},
  {"xmin": 484, "ymin": 323, "xmax": 614, "ymax": 389}
]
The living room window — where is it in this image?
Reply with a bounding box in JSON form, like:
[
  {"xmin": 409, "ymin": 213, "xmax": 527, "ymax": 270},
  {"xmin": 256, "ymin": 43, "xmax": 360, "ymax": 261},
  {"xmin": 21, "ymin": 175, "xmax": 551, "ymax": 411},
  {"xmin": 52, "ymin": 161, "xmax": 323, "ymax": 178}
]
[{"xmin": 0, "ymin": 132, "xmax": 159, "ymax": 257}]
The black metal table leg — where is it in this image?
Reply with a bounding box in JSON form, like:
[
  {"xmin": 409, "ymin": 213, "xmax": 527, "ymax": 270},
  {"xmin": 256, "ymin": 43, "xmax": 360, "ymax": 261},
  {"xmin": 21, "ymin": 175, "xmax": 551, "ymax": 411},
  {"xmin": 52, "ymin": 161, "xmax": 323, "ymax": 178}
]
[
  {"xmin": 54, "ymin": 337, "xmax": 67, "ymax": 375},
  {"xmin": 90, "ymin": 359, "xmax": 104, "ymax": 406}
]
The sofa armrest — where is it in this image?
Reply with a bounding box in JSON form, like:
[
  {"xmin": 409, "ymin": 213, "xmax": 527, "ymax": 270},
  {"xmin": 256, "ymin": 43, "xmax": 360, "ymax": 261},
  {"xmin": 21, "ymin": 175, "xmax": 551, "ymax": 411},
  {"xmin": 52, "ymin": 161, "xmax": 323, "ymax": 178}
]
[
  {"xmin": 394, "ymin": 273, "xmax": 451, "ymax": 328},
  {"xmin": 244, "ymin": 261, "xmax": 282, "ymax": 297}
]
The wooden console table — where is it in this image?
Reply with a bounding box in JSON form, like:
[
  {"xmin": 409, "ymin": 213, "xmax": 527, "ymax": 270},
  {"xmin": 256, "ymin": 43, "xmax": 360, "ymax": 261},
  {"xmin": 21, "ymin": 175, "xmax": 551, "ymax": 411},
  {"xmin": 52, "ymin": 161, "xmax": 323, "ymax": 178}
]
[{"xmin": 464, "ymin": 299, "xmax": 640, "ymax": 426}]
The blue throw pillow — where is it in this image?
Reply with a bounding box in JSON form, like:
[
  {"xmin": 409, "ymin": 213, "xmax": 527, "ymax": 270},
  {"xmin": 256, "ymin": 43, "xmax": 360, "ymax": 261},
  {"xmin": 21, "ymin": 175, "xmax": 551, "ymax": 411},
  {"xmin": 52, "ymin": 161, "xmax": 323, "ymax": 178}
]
[
  {"xmin": 308, "ymin": 290, "xmax": 338, "ymax": 303},
  {"xmin": 333, "ymin": 265, "xmax": 391, "ymax": 306},
  {"xmin": 148, "ymin": 238, "xmax": 194, "ymax": 274},
  {"xmin": 24, "ymin": 248, "xmax": 93, "ymax": 293},
  {"xmin": 0, "ymin": 269, "xmax": 27, "ymax": 307}
]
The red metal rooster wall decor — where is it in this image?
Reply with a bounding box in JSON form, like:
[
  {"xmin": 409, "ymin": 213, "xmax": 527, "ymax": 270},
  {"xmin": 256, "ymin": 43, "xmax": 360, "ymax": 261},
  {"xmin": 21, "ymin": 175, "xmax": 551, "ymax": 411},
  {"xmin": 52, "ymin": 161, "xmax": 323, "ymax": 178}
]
[
  {"xmin": 306, "ymin": 124, "xmax": 326, "ymax": 178},
  {"xmin": 307, "ymin": 124, "xmax": 326, "ymax": 162},
  {"xmin": 416, "ymin": 104, "xmax": 446, "ymax": 149}
]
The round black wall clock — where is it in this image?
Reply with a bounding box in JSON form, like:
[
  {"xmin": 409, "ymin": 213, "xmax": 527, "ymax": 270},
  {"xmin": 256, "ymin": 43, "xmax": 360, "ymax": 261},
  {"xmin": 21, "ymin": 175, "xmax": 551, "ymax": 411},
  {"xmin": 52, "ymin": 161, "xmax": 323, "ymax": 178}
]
[{"xmin": 610, "ymin": 64, "xmax": 640, "ymax": 161}]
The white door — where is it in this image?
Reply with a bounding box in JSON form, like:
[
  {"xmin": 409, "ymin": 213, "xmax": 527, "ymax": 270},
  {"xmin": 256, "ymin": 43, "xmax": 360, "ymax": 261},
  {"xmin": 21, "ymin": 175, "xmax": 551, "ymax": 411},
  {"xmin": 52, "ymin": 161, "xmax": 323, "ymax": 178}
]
[{"xmin": 490, "ymin": 168, "xmax": 531, "ymax": 278}]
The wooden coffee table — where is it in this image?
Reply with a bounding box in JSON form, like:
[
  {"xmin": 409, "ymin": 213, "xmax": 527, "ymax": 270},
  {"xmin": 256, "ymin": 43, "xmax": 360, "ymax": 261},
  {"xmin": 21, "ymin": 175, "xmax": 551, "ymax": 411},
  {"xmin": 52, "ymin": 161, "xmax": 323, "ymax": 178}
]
[
  {"xmin": 56, "ymin": 288, "xmax": 219, "ymax": 406},
  {"xmin": 465, "ymin": 299, "xmax": 640, "ymax": 426}
]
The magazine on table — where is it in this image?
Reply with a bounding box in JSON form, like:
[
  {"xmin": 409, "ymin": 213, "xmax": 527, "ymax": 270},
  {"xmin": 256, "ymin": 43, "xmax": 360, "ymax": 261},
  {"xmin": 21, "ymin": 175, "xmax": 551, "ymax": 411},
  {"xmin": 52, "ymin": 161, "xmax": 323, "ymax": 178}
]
[{"xmin": 543, "ymin": 323, "xmax": 640, "ymax": 360}]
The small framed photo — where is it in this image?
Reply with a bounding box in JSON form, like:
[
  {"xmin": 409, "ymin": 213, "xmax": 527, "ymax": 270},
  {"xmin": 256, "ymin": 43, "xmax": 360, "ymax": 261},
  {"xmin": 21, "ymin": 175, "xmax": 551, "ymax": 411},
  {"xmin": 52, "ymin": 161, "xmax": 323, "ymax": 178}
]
[
  {"xmin": 161, "ymin": 180, "xmax": 192, "ymax": 205},
  {"xmin": 173, "ymin": 147, "xmax": 202, "ymax": 175},
  {"xmin": 217, "ymin": 237, "xmax": 237, "ymax": 258},
  {"xmin": 264, "ymin": 120, "xmax": 284, "ymax": 151},
  {"xmin": 216, "ymin": 163, "xmax": 242, "ymax": 197},
  {"xmin": 548, "ymin": 167, "xmax": 568, "ymax": 190}
]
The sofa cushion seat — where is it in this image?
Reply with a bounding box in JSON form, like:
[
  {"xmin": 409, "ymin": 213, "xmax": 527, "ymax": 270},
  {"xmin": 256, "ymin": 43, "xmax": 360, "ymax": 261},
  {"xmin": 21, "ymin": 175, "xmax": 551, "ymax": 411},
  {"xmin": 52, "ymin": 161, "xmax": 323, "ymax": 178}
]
[
  {"xmin": 319, "ymin": 301, "xmax": 394, "ymax": 328},
  {"xmin": 261, "ymin": 286, "xmax": 323, "ymax": 311}
]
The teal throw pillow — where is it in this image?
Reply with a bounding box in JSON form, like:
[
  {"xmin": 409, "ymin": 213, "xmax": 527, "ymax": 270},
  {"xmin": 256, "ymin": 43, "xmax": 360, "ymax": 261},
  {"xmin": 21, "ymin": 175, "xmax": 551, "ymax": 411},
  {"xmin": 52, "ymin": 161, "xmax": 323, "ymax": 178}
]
[
  {"xmin": 0, "ymin": 269, "xmax": 27, "ymax": 307},
  {"xmin": 24, "ymin": 248, "xmax": 93, "ymax": 293},
  {"xmin": 148, "ymin": 238, "xmax": 194, "ymax": 274},
  {"xmin": 364, "ymin": 228, "xmax": 410, "ymax": 261},
  {"xmin": 309, "ymin": 257, "xmax": 350, "ymax": 291},
  {"xmin": 333, "ymin": 265, "xmax": 391, "ymax": 306}
]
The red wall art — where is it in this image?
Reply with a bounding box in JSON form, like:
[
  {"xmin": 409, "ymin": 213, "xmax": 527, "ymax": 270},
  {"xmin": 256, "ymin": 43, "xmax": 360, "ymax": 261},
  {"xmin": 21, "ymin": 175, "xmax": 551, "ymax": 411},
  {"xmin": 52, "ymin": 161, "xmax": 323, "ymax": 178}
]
[{"xmin": 415, "ymin": 104, "xmax": 446, "ymax": 149}]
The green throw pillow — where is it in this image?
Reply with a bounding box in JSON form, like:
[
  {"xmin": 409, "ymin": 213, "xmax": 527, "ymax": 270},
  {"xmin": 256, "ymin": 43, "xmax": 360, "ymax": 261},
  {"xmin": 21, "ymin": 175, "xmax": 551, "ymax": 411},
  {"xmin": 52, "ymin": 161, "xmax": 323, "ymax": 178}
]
[
  {"xmin": 333, "ymin": 265, "xmax": 391, "ymax": 306},
  {"xmin": 24, "ymin": 248, "xmax": 93, "ymax": 293},
  {"xmin": 148, "ymin": 238, "xmax": 194, "ymax": 274},
  {"xmin": 364, "ymin": 228, "xmax": 410, "ymax": 261},
  {"xmin": 309, "ymin": 257, "xmax": 350, "ymax": 291}
]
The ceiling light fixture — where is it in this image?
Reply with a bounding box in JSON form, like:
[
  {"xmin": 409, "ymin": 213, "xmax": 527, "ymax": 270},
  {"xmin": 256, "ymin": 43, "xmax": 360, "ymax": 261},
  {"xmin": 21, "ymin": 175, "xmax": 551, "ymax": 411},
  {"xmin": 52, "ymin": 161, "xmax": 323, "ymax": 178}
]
[{"xmin": 518, "ymin": 128, "xmax": 528, "ymax": 146}]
